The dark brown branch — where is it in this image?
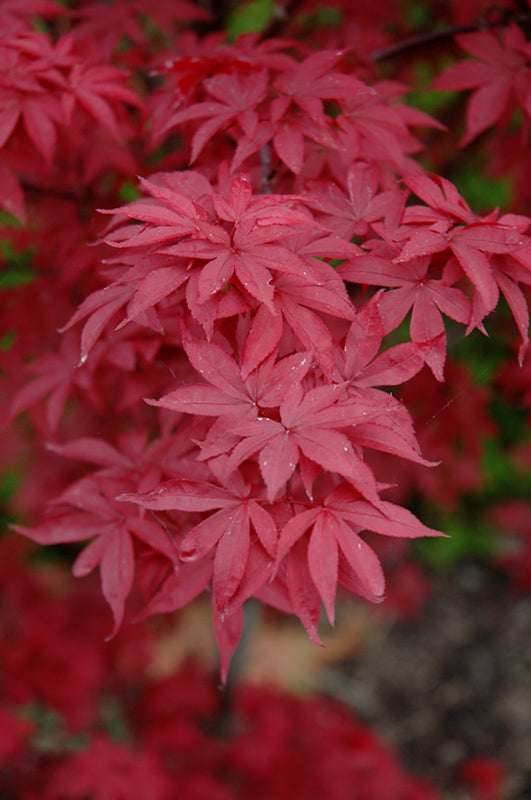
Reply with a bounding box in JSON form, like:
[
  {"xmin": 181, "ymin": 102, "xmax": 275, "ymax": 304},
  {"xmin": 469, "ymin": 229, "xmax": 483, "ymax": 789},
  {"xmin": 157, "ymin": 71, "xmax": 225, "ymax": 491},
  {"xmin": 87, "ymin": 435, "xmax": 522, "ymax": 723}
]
[
  {"xmin": 371, "ymin": 23, "xmax": 478, "ymax": 61},
  {"xmin": 371, "ymin": 12, "xmax": 531, "ymax": 62}
]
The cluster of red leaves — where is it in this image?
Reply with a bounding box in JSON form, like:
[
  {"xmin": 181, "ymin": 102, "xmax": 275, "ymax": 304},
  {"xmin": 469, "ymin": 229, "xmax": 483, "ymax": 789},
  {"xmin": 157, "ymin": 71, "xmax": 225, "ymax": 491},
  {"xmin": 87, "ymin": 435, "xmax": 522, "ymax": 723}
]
[
  {"xmin": 0, "ymin": 539, "xmax": 445, "ymax": 800},
  {"xmin": 2, "ymin": 0, "xmax": 531, "ymax": 674}
]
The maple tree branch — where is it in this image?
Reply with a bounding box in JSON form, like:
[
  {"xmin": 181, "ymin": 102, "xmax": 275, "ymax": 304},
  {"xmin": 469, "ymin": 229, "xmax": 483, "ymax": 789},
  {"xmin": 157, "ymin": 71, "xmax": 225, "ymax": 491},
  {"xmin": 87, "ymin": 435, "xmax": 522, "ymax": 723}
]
[
  {"xmin": 371, "ymin": 11, "xmax": 531, "ymax": 61},
  {"xmin": 371, "ymin": 24, "xmax": 477, "ymax": 61},
  {"xmin": 22, "ymin": 180, "xmax": 91, "ymax": 204}
]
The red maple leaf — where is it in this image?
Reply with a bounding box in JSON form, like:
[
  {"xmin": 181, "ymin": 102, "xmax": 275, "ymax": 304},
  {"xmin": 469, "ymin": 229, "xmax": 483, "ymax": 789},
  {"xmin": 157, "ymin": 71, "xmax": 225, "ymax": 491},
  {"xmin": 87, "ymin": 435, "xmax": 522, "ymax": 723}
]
[
  {"xmin": 273, "ymin": 482, "xmax": 441, "ymax": 633},
  {"xmin": 164, "ymin": 69, "xmax": 269, "ymax": 163},
  {"xmin": 334, "ymin": 293, "xmax": 430, "ymax": 465},
  {"xmin": 222, "ymin": 378, "xmax": 385, "ymax": 503},
  {"xmin": 120, "ymin": 462, "xmax": 277, "ymax": 619},
  {"xmin": 63, "ymin": 61, "xmax": 142, "ymax": 142},
  {"xmin": 8, "ymin": 330, "xmax": 98, "ymax": 431},
  {"xmin": 432, "ymin": 24, "xmax": 531, "ymax": 145},
  {"xmin": 340, "ymin": 252, "xmax": 470, "ymax": 380},
  {"xmin": 0, "ymin": 31, "xmax": 71, "ymax": 166},
  {"xmin": 303, "ymin": 161, "xmax": 406, "ymax": 240},
  {"xmin": 14, "ymin": 475, "xmax": 178, "ymax": 637},
  {"xmin": 149, "ymin": 333, "xmax": 310, "ymax": 421},
  {"xmin": 71, "ymin": 172, "xmax": 322, "ymax": 349}
]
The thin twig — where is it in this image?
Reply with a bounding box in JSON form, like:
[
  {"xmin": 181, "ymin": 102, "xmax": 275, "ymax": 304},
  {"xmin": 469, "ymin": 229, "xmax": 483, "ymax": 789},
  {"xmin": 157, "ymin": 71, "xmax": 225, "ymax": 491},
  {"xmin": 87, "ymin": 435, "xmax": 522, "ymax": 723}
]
[{"xmin": 371, "ymin": 12, "xmax": 531, "ymax": 62}]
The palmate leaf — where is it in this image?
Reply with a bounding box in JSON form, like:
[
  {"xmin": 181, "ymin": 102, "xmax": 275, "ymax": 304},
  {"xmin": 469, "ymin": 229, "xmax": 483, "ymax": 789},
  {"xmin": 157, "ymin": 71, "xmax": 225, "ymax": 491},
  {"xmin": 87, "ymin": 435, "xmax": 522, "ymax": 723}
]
[
  {"xmin": 431, "ymin": 25, "xmax": 531, "ymax": 145},
  {"xmin": 274, "ymin": 484, "xmax": 443, "ymax": 631},
  {"xmin": 120, "ymin": 468, "xmax": 278, "ymax": 618},
  {"xmin": 167, "ymin": 70, "xmax": 269, "ymax": 162},
  {"xmin": 340, "ymin": 291, "xmax": 424, "ymax": 387},
  {"xmin": 14, "ymin": 476, "xmax": 178, "ymax": 638},
  {"xmin": 223, "ymin": 378, "xmax": 386, "ymax": 503},
  {"xmin": 149, "ymin": 334, "xmax": 311, "ymax": 422},
  {"xmin": 64, "ymin": 63, "xmax": 142, "ymax": 142}
]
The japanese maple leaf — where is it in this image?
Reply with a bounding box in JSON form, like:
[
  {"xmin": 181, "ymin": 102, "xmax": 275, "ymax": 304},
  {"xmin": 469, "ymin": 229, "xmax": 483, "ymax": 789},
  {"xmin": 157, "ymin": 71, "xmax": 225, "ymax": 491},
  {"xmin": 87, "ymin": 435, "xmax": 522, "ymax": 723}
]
[
  {"xmin": 396, "ymin": 215, "xmax": 528, "ymax": 314},
  {"xmin": 8, "ymin": 329, "xmax": 98, "ymax": 430},
  {"xmin": 389, "ymin": 185, "xmax": 526, "ymax": 314},
  {"xmin": 339, "ymin": 253, "xmax": 470, "ymax": 380},
  {"xmin": 229, "ymin": 49, "xmax": 374, "ymax": 174},
  {"xmin": 339, "ymin": 292, "xmax": 424, "ymax": 389},
  {"xmin": 241, "ymin": 282, "xmax": 344, "ymax": 378},
  {"xmin": 152, "ymin": 34, "xmax": 292, "ymax": 86},
  {"xmin": 477, "ymin": 215, "xmax": 531, "ymax": 363},
  {"xmin": 59, "ymin": 282, "xmax": 136, "ymax": 364},
  {"xmin": 265, "ymin": 50, "xmax": 373, "ymax": 173},
  {"xmin": 0, "ymin": 31, "xmax": 71, "ymax": 165},
  {"xmin": 224, "ymin": 379, "xmax": 385, "ymax": 503},
  {"xmin": 274, "ymin": 49, "xmax": 372, "ymax": 115},
  {"xmin": 385, "ymin": 174, "xmax": 531, "ymax": 350},
  {"xmin": 159, "ymin": 175, "xmax": 320, "ymax": 309},
  {"xmin": 402, "ymin": 173, "xmax": 475, "ymax": 225},
  {"xmin": 47, "ymin": 425, "xmax": 206, "ymax": 496},
  {"xmin": 302, "ymin": 162, "xmax": 406, "ymax": 240},
  {"xmin": 274, "ymin": 483, "xmax": 442, "ymax": 626},
  {"xmin": 336, "ymin": 84, "xmax": 429, "ymax": 174},
  {"xmin": 261, "ymin": 244, "xmax": 356, "ymax": 375},
  {"xmin": 394, "ymin": 221, "xmax": 528, "ymax": 331},
  {"xmin": 334, "ymin": 293, "xmax": 430, "ymax": 465},
  {"xmin": 14, "ymin": 475, "xmax": 178, "ymax": 637},
  {"xmin": 431, "ymin": 24, "xmax": 531, "ymax": 145},
  {"xmin": 120, "ymin": 463, "xmax": 277, "ymax": 618},
  {"xmin": 136, "ymin": 557, "xmax": 213, "ymax": 620},
  {"xmin": 69, "ymin": 0, "xmax": 147, "ymax": 60},
  {"xmin": 164, "ymin": 69, "xmax": 269, "ymax": 162},
  {"xmin": 148, "ymin": 333, "xmax": 311, "ymax": 432},
  {"xmin": 63, "ymin": 62, "xmax": 142, "ymax": 143},
  {"xmin": 493, "ymin": 260, "xmax": 530, "ymax": 364}
]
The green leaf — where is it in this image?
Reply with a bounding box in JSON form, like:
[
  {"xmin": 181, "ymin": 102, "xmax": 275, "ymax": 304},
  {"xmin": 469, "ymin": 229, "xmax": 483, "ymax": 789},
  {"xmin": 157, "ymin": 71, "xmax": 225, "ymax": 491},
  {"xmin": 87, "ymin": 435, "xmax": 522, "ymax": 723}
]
[
  {"xmin": 0, "ymin": 468, "xmax": 20, "ymax": 506},
  {"xmin": 405, "ymin": 0, "xmax": 431, "ymax": 29},
  {"xmin": 452, "ymin": 163, "xmax": 512, "ymax": 215},
  {"xmin": 0, "ymin": 241, "xmax": 35, "ymax": 289},
  {"xmin": 0, "ymin": 330, "xmax": 17, "ymax": 351},
  {"xmin": 414, "ymin": 514, "xmax": 495, "ymax": 569},
  {"xmin": 227, "ymin": 0, "xmax": 274, "ymax": 39},
  {"xmin": 0, "ymin": 264, "xmax": 35, "ymax": 290},
  {"xmin": 407, "ymin": 60, "xmax": 457, "ymax": 117},
  {"xmin": 119, "ymin": 181, "xmax": 142, "ymax": 202}
]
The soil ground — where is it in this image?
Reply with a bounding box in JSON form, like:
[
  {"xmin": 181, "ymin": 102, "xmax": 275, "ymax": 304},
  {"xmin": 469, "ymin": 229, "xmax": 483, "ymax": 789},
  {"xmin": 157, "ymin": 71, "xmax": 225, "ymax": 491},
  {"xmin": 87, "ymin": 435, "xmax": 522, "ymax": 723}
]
[{"xmin": 320, "ymin": 563, "xmax": 531, "ymax": 799}]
